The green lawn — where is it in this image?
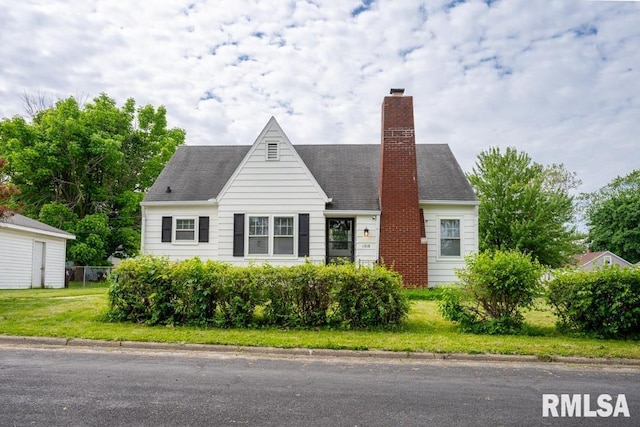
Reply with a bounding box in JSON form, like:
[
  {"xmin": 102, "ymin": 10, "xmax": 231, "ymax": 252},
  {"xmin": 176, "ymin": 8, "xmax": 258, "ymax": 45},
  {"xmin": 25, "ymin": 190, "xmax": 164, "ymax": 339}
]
[{"xmin": 0, "ymin": 284, "xmax": 638, "ymax": 359}]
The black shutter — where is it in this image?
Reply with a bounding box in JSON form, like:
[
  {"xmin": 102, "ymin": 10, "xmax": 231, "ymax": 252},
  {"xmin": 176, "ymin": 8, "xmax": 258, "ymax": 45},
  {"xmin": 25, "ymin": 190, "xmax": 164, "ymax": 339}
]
[
  {"xmin": 198, "ymin": 216, "xmax": 209, "ymax": 243},
  {"xmin": 233, "ymin": 214, "xmax": 245, "ymax": 257},
  {"xmin": 298, "ymin": 213, "xmax": 310, "ymax": 257},
  {"xmin": 161, "ymin": 216, "xmax": 172, "ymax": 242}
]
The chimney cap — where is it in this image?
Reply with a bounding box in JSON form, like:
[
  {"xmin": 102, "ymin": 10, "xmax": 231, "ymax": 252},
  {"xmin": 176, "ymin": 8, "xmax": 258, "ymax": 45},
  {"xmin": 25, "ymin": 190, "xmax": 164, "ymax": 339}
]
[{"xmin": 390, "ymin": 88, "xmax": 405, "ymax": 95}]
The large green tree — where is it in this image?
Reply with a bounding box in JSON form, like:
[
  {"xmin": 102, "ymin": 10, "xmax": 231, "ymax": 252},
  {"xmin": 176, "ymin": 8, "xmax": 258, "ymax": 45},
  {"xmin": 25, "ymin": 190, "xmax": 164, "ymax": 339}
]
[
  {"xmin": 467, "ymin": 147, "xmax": 582, "ymax": 268},
  {"xmin": 583, "ymin": 169, "xmax": 640, "ymax": 264},
  {"xmin": 0, "ymin": 93, "xmax": 184, "ymax": 264}
]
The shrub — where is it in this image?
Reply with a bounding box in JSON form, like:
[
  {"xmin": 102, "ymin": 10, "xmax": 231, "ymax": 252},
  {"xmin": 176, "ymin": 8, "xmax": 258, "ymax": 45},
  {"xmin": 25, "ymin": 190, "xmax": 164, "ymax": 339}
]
[
  {"xmin": 547, "ymin": 266, "xmax": 640, "ymax": 338},
  {"xmin": 439, "ymin": 249, "xmax": 544, "ymax": 334},
  {"xmin": 107, "ymin": 255, "xmax": 175, "ymax": 324},
  {"xmin": 171, "ymin": 258, "xmax": 221, "ymax": 326},
  {"xmin": 330, "ymin": 263, "xmax": 409, "ymax": 328},
  {"xmin": 261, "ymin": 263, "xmax": 333, "ymax": 327},
  {"xmin": 215, "ymin": 265, "xmax": 264, "ymax": 328},
  {"xmin": 107, "ymin": 256, "xmax": 409, "ymax": 329}
]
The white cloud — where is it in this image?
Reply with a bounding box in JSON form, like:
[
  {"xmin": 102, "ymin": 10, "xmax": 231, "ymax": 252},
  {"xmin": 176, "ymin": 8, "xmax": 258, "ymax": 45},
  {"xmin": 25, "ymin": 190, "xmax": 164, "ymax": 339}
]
[{"xmin": 0, "ymin": 0, "xmax": 638, "ymax": 193}]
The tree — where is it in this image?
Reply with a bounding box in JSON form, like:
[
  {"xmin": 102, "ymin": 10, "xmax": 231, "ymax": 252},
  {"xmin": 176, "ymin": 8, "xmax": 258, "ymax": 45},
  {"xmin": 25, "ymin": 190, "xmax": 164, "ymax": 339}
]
[
  {"xmin": 0, "ymin": 93, "xmax": 185, "ymax": 263},
  {"xmin": 583, "ymin": 169, "xmax": 640, "ymax": 264},
  {"xmin": 467, "ymin": 147, "xmax": 582, "ymax": 268},
  {"xmin": 0, "ymin": 158, "xmax": 21, "ymax": 220}
]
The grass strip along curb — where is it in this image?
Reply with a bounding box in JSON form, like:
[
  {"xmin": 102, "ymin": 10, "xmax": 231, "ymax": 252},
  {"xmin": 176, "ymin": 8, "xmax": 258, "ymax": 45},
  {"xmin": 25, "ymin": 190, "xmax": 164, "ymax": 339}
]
[{"xmin": 2, "ymin": 335, "xmax": 640, "ymax": 367}]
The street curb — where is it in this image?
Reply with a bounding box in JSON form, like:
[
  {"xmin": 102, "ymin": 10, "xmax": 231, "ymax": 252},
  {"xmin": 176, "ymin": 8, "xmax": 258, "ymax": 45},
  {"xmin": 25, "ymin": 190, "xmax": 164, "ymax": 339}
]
[{"xmin": 1, "ymin": 334, "xmax": 639, "ymax": 367}]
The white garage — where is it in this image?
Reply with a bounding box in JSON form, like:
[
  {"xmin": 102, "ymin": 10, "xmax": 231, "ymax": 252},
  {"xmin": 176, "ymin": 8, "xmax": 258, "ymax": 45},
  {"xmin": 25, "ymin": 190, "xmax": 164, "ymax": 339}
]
[{"xmin": 0, "ymin": 214, "xmax": 75, "ymax": 289}]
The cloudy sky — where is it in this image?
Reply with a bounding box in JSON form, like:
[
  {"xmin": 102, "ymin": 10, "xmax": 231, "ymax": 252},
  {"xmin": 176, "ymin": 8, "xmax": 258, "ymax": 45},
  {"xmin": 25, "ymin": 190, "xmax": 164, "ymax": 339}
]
[{"xmin": 1, "ymin": 0, "xmax": 638, "ymax": 193}]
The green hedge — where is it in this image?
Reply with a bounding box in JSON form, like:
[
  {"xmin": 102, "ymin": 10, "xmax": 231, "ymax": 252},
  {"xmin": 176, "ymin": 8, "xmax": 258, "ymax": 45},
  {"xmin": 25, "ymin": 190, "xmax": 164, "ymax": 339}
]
[
  {"xmin": 107, "ymin": 256, "xmax": 409, "ymax": 329},
  {"xmin": 547, "ymin": 266, "xmax": 640, "ymax": 339},
  {"xmin": 439, "ymin": 249, "xmax": 544, "ymax": 334}
]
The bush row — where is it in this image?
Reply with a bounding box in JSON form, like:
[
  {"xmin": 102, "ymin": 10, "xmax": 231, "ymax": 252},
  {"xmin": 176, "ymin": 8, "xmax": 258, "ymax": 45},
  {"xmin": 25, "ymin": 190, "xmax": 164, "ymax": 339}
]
[
  {"xmin": 107, "ymin": 256, "xmax": 409, "ymax": 329},
  {"xmin": 547, "ymin": 266, "xmax": 640, "ymax": 339}
]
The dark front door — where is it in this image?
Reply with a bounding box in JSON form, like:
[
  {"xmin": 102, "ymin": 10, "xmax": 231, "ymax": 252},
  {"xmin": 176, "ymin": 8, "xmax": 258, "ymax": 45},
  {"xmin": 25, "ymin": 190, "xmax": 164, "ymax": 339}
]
[{"xmin": 326, "ymin": 218, "xmax": 354, "ymax": 263}]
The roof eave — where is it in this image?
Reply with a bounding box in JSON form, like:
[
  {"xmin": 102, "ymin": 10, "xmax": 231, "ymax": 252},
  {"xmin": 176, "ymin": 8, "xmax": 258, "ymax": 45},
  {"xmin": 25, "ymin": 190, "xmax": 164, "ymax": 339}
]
[
  {"xmin": 141, "ymin": 199, "xmax": 218, "ymax": 207},
  {"xmin": 0, "ymin": 223, "xmax": 76, "ymax": 240},
  {"xmin": 420, "ymin": 199, "xmax": 479, "ymax": 206}
]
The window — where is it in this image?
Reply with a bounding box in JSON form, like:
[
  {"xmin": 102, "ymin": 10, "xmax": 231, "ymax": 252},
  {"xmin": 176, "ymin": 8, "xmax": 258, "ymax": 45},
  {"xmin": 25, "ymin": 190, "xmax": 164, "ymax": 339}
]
[
  {"xmin": 440, "ymin": 219, "xmax": 461, "ymax": 257},
  {"xmin": 161, "ymin": 216, "xmax": 209, "ymax": 243},
  {"xmin": 246, "ymin": 215, "xmax": 296, "ymax": 256},
  {"xmin": 248, "ymin": 216, "xmax": 269, "ymax": 254},
  {"xmin": 175, "ymin": 218, "xmax": 196, "ymax": 241},
  {"xmin": 274, "ymin": 216, "xmax": 294, "ymax": 254},
  {"xmin": 234, "ymin": 213, "xmax": 309, "ymax": 258},
  {"xmin": 266, "ymin": 142, "xmax": 279, "ymax": 160},
  {"xmin": 603, "ymin": 255, "xmax": 612, "ymax": 265}
]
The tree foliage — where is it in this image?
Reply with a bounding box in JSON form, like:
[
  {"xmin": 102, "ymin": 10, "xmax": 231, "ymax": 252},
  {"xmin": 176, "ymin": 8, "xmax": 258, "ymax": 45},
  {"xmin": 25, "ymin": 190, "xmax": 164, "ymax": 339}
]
[
  {"xmin": 0, "ymin": 93, "xmax": 184, "ymax": 263},
  {"xmin": 583, "ymin": 169, "xmax": 640, "ymax": 264},
  {"xmin": 0, "ymin": 158, "xmax": 21, "ymax": 220},
  {"xmin": 467, "ymin": 147, "xmax": 582, "ymax": 268}
]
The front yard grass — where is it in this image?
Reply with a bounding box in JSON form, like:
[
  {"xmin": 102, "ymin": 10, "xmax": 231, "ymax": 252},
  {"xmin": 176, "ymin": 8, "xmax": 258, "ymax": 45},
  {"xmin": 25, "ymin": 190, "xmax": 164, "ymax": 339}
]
[{"xmin": 0, "ymin": 285, "xmax": 638, "ymax": 360}]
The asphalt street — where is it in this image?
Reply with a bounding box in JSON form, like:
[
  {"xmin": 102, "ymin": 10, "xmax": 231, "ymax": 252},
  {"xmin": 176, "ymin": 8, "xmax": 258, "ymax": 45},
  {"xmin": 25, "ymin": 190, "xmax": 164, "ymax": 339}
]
[{"xmin": 0, "ymin": 343, "xmax": 638, "ymax": 426}]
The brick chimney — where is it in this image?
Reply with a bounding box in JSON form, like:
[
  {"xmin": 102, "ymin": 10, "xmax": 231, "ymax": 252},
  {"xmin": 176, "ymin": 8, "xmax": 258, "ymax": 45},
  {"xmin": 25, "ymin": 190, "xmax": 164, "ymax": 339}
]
[{"xmin": 378, "ymin": 89, "xmax": 428, "ymax": 287}]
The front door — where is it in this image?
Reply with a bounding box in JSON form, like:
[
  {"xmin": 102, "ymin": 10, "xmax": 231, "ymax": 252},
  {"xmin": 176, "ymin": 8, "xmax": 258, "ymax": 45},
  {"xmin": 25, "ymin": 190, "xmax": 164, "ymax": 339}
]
[
  {"xmin": 32, "ymin": 241, "xmax": 45, "ymax": 288},
  {"xmin": 326, "ymin": 218, "xmax": 354, "ymax": 263}
]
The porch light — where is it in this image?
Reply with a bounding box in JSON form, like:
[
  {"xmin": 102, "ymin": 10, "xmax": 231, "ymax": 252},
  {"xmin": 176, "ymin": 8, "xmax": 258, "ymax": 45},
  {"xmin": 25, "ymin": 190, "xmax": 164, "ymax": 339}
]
[{"xmin": 363, "ymin": 228, "xmax": 369, "ymax": 237}]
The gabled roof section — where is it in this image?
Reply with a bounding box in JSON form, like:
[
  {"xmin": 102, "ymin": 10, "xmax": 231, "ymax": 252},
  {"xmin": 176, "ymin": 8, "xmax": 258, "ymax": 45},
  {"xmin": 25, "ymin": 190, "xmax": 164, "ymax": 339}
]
[
  {"xmin": 216, "ymin": 117, "xmax": 330, "ymax": 203},
  {"xmin": 143, "ymin": 145, "xmax": 250, "ymax": 202},
  {"xmin": 574, "ymin": 251, "xmax": 633, "ymax": 268},
  {"xmin": 0, "ymin": 213, "xmax": 75, "ymax": 240},
  {"xmin": 143, "ymin": 127, "xmax": 476, "ymax": 210}
]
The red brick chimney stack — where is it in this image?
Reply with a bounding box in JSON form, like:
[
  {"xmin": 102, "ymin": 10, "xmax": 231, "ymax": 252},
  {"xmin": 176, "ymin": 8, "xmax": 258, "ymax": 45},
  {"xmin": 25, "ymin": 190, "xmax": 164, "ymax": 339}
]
[{"xmin": 378, "ymin": 89, "xmax": 428, "ymax": 287}]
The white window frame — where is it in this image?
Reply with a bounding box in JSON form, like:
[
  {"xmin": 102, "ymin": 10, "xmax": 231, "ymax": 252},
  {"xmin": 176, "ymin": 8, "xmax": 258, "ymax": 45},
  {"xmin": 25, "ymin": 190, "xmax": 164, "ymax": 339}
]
[
  {"xmin": 247, "ymin": 214, "xmax": 296, "ymax": 257},
  {"xmin": 273, "ymin": 216, "xmax": 295, "ymax": 255},
  {"xmin": 248, "ymin": 216, "xmax": 269, "ymax": 255},
  {"xmin": 174, "ymin": 217, "xmax": 197, "ymax": 244},
  {"xmin": 438, "ymin": 218, "xmax": 462, "ymax": 258}
]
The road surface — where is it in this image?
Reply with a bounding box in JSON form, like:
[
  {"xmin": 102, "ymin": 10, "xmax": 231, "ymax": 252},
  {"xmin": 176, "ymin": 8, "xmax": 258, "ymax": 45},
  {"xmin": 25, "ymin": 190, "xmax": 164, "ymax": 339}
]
[{"xmin": 0, "ymin": 344, "xmax": 638, "ymax": 426}]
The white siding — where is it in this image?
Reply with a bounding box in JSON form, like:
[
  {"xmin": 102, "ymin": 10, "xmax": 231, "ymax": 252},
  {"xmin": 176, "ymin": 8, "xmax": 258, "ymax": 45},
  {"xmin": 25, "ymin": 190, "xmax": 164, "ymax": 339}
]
[
  {"xmin": 218, "ymin": 122, "xmax": 329, "ymax": 265},
  {"xmin": 0, "ymin": 228, "xmax": 68, "ymax": 289},
  {"xmin": 423, "ymin": 203, "xmax": 479, "ymax": 287},
  {"xmin": 142, "ymin": 205, "xmax": 218, "ymax": 260},
  {"xmin": 351, "ymin": 214, "xmax": 379, "ymax": 266}
]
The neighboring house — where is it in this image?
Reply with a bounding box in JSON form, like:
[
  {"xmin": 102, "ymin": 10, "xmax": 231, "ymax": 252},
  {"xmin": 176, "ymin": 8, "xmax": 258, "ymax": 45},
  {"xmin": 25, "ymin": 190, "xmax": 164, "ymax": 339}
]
[
  {"xmin": 573, "ymin": 251, "xmax": 634, "ymax": 271},
  {"xmin": 0, "ymin": 213, "xmax": 75, "ymax": 289},
  {"xmin": 141, "ymin": 90, "xmax": 479, "ymax": 287}
]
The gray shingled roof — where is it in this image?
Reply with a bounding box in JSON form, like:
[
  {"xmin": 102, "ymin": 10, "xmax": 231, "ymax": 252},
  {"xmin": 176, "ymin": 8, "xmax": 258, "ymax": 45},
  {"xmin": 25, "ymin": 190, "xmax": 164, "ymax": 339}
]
[
  {"xmin": 1, "ymin": 213, "xmax": 75, "ymax": 239},
  {"xmin": 145, "ymin": 145, "xmax": 250, "ymax": 202},
  {"xmin": 144, "ymin": 144, "xmax": 477, "ymax": 209}
]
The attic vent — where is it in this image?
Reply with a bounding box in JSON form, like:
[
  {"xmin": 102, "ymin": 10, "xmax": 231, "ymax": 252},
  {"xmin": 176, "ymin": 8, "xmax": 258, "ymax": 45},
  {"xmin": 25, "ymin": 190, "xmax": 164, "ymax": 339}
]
[{"xmin": 266, "ymin": 142, "xmax": 279, "ymax": 160}]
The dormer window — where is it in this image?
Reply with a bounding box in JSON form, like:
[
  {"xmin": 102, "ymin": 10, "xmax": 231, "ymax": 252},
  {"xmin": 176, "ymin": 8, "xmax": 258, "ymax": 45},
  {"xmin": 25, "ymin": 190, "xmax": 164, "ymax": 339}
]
[{"xmin": 266, "ymin": 142, "xmax": 279, "ymax": 160}]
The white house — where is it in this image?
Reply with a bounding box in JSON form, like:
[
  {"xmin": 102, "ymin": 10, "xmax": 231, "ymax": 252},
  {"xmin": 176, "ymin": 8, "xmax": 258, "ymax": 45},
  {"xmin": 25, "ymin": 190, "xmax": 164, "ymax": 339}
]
[
  {"xmin": 0, "ymin": 213, "xmax": 75, "ymax": 289},
  {"xmin": 141, "ymin": 90, "xmax": 478, "ymax": 287}
]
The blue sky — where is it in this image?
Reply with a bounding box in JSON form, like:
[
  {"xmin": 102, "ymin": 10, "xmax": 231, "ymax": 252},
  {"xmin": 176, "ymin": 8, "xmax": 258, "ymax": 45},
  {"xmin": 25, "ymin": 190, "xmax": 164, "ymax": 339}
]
[{"xmin": 1, "ymin": 0, "xmax": 638, "ymax": 193}]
